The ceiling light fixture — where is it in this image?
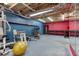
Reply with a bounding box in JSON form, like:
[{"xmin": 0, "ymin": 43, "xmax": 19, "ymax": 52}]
[
  {"xmin": 38, "ymin": 19, "xmax": 46, "ymax": 23},
  {"xmin": 30, "ymin": 10, "xmax": 53, "ymax": 17},
  {"xmin": 47, "ymin": 17, "xmax": 53, "ymax": 22}
]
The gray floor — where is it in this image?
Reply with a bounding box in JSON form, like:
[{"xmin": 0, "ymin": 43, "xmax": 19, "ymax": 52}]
[{"xmin": 6, "ymin": 35, "xmax": 79, "ymax": 56}]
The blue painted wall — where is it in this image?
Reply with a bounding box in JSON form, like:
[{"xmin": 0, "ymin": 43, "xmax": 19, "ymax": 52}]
[{"xmin": 4, "ymin": 11, "xmax": 44, "ymax": 42}]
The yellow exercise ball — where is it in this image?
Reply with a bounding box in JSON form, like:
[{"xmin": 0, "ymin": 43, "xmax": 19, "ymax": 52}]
[{"xmin": 12, "ymin": 41, "xmax": 28, "ymax": 56}]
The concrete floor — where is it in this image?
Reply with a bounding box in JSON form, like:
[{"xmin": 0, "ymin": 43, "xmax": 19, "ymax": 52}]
[{"xmin": 6, "ymin": 35, "xmax": 79, "ymax": 56}]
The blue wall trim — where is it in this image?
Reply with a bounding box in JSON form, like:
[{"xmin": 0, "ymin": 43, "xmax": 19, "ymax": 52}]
[{"xmin": 9, "ymin": 22, "xmax": 38, "ymax": 27}]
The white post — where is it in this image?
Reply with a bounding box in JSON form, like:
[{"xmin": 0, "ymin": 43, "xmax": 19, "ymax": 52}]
[{"xmin": 20, "ymin": 32, "xmax": 27, "ymax": 43}]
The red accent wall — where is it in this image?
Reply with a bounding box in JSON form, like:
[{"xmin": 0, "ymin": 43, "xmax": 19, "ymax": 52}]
[
  {"xmin": 48, "ymin": 21, "xmax": 69, "ymax": 31},
  {"xmin": 69, "ymin": 20, "xmax": 79, "ymax": 30},
  {"xmin": 44, "ymin": 20, "xmax": 79, "ymax": 36}
]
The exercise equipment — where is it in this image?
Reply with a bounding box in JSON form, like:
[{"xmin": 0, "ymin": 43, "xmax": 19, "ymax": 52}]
[
  {"xmin": 34, "ymin": 27, "xmax": 40, "ymax": 39},
  {"xmin": 12, "ymin": 41, "xmax": 27, "ymax": 56},
  {"xmin": 13, "ymin": 30, "xmax": 27, "ymax": 42},
  {"xmin": 12, "ymin": 30, "xmax": 28, "ymax": 56},
  {"xmin": 13, "ymin": 30, "xmax": 31, "ymax": 41},
  {"xmin": 26, "ymin": 35, "xmax": 31, "ymax": 41},
  {"xmin": 0, "ymin": 6, "xmax": 15, "ymax": 55},
  {"xmin": 20, "ymin": 32, "xmax": 27, "ymax": 42}
]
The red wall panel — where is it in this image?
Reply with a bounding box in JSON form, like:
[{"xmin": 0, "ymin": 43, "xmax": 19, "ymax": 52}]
[
  {"xmin": 48, "ymin": 21, "xmax": 68, "ymax": 31},
  {"xmin": 45, "ymin": 20, "xmax": 79, "ymax": 36},
  {"xmin": 69, "ymin": 20, "xmax": 79, "ymax": 30}
]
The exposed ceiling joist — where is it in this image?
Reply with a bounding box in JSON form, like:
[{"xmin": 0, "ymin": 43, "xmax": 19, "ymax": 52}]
[
  {"xmin": 23, "ymin": 3, "xmax": 36, "ymax": 12},
  {"xmin": 29, "ymin": 4, "xmax": 65, "ymax": 17},
  {"xmin": 4, "ymin": 3, "xmax": 76, "ymax": 22},
  {"xmin": 9, "ymin": 3, "xmax": 17, "ymax": 9}
]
